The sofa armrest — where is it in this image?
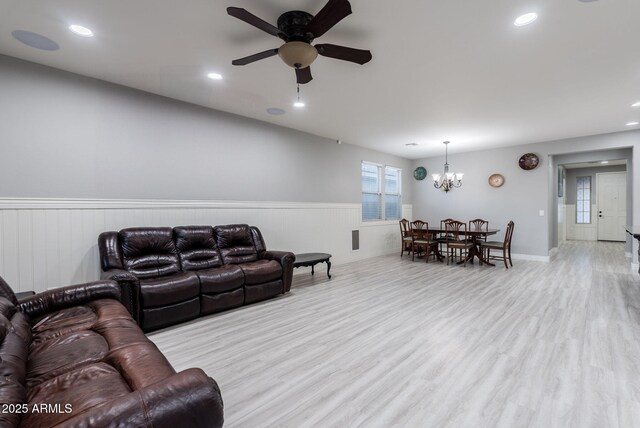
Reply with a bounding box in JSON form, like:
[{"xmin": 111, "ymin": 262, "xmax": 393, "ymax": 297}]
[
  {"xmin": 261, "ymin": 250, "xmax": 295, "ymax": 293},
  {"xmin": 59, "ymin": 368, "xmax": 223, "ymax": 428},
  {"xmin": 101, "ymin": 268, "xmax": 141, "ymax": 322},
  {"xmin": 18, "ymin": 280, "xmax": 121, "ymax": 319}
]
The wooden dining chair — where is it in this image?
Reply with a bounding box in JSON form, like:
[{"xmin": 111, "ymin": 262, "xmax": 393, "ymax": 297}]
[
  {"xmin": 410, "ymin": 220, "xmax": 439, "ymax": 262},
  {"xmin": 438, "ymin": 218, "xmax": 456, "ymax": 252},
  {"xmin": 468, "ymin": 219, "xmax": 489, "ymax": 242},
  {"xmin": 480, "ymin": 221, "xmax": 515, "ymax": 268},
  {"xmin": 399, "ymin": 218, "xmax": 413, "ymax": 258},
  {"xmin": 445, "ymin": 220, "xmax": 474, "ymax": 266}
]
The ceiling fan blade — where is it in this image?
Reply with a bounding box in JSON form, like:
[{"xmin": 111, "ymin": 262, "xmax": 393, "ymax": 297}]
[
  {"xmin": 305, "ymin": 0, "xmax": 352, "ymax": 39},
  {"xmin": 227, "ymin": 7, "xmax": 284, "ymax": 39},
  {"xmin": 315, "ymin": 44, "xmax": 372, "ymax": 65},
  {"xmin": 296, "ymin": 67, "xmax": 313, "ymax": 84},
  {"xmin": 232, "ymin": 48, "xmax": 279, "ymax": 66}
]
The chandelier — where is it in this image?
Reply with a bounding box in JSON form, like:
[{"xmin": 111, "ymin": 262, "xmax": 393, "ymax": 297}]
[{"xmin": 432, "ymin": 141, "xmax": 463, "ymax": 192}]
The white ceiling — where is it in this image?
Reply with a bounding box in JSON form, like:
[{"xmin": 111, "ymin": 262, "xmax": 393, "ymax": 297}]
[{"xmin": 1, "ymin": 0, "xmax": 639, "ymax": 159}]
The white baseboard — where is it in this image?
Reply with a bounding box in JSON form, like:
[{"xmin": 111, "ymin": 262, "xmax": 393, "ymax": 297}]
[{"xmin": 511, "ymin": 253, "xmax": 551, "ymax": 262}]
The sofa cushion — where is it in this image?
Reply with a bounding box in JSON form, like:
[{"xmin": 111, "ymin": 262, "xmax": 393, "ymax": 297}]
[
  {"xmin": 214, "ymin": 224, "xmax": 258, "ymax": 264},
  {"xmin": 139, "ymin": 271, "xmax": 200, "ymax": 308},
  {"xmin": 239, "ymin": 260, "xmax": 282, "ymax": 285},
  {"xmin": 197, "ymin": 265, "xmax": 245, "ymax": 294},
  {"xmin": 174, "ymin": 226, "xmax": 223, "ymax": 270},
  {"xmin": 141, "ymin": 297, "xmax": 200, "ymax": 332},
  {"xmin": 0, "ymin": 275, "xmax": 18, "ymax": 305},
  {"xmin": 24, "ymin": 362, "xmax": 132, "ymax": 428},
  {"xmin": 120, "ymin": 227, "xmax": 180, "ymax": 279},
  {"xmin": 27, "ymin": 331, "xmax": 109, "ymax": 388}
]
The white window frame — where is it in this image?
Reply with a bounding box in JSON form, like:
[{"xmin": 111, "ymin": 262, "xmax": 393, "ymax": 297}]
[
  {"xmin": 576, "ymin": 175, "xmax": 591, "ymax": 224},
  {"xmin": 361, "ymin": 161, "xmax": 402, "ymax": 222}
]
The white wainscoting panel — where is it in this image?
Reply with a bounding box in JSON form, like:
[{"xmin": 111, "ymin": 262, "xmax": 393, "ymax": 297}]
[{"xmin": 0, "ymin": 199, "xmax": 412, "ymax": 293}]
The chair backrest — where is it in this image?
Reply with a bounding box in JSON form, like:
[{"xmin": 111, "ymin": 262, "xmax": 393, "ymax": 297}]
[
  {"xmin": 469, "ymin": 219, "xmax": 488, "ymax": 232},
  {"xmin": 469, "ymin": 218, "xmax": 489, "ymax": 241},
  {"xmin": 440, "ymin": 218, "xmax": 456, "ymax": 229},
  {"xmin": 445, "ymin": 220, "xmax": 466, "ymax": 243},
  {"xmin": 399, "ymin": 219, "xmax": 412, "ymax": 238},
  {"xmin": 411, "ymin": 220, "xmax": 431, "ymax": 241},
  {"xmin": 504, "ymin": 221, "xmax": 515, "ymax": 247}
]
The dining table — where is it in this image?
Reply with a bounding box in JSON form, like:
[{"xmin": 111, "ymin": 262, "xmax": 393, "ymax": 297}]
[{"xmin": 412, "ymin": 226, "xmax": 501, "ymax": 266}]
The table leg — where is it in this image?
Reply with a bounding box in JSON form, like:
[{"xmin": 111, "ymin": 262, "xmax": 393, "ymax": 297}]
[
  {"xmin": 326, "ymin": 260, "xmax": 332, "ymax": 278},
  {"xmin": 311, "ymin": 265, "xmax": 315, "ymax": 275}
]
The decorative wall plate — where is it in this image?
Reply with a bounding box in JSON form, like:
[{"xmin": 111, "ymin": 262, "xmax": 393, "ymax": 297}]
[
  {"xmin": 488, "ymin": 173, "xmax": 505, "ymax": 187},
  {"xmin": 519, "ymin": 153, "xmax": 539, "ymax": 170},
  {"xmin": 413, "ymin": 166, "xmax": 427, "ymax": 180}
]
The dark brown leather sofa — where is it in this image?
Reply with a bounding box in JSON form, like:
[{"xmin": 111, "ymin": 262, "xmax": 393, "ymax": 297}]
[
  {"xmin": 99, "ymin": 224, "xmax": 295, "ymax": 332},
  {"xmin": 0, "ymin": 275, "xmax": 223, "ymax": 428}
]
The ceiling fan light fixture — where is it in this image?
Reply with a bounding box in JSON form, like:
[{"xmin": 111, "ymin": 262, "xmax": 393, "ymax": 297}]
[{"xmin": 278, "ymin": 41, "xmax": 318, "ymax": 68}]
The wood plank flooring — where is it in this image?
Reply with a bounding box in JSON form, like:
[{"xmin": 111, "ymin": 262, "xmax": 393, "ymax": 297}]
[{"xmin": 149, "ymin": 241, "xmax": 640, "ymax": 427}]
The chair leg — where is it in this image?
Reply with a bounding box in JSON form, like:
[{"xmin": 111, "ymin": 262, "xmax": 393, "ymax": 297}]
[
  {"xmin": 508, "ymin": 246, "xmax": 513, "ymax": 267},
  {"xmin": 503, "ymin": 248, "xmax": 508, "ymax": 269}
]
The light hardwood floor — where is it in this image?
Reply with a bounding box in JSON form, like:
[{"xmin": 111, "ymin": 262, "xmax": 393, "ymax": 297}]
[{"xmin": 149, "ymin": 241, "xmax": 640, "ymax": 428}]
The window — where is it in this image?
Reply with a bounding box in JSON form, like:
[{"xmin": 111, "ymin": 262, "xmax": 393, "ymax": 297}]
[
  {"xmin": 576, "ymin": 176, "xmax": 591, "ymax": 224},
  {"xmin": 361, "ymin": 162, "xmax": 402, "ymax": 221}
]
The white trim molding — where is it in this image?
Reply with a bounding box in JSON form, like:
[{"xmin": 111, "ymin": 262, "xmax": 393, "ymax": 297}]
[
  {"xmin": 0, "ymin": 198, "xmax": 359, "ymax": 210},
  {"xmin": 0, "ymin": 197, "xmax": 413, "ymax": 293}
]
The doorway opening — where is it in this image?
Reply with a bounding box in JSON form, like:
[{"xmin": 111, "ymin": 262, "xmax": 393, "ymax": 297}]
[{"xmin": 559, "ymin": 160, "xmax": 627, "ymax": 243}]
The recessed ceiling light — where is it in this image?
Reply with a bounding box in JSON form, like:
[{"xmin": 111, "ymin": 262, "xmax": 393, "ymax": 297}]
[
  {"xmin": 632, "ymin": 101, "xmax": 640, "ymax": 107},
  {"xmin": 207, "ymin": 72, "xmax": 223, "ymax": 80},
  {"xmin": 600, "ymin": 161, "xmax": 609, "ymax": 164},
  {"xmin": 626, "ymin": 121, "xmax": 639, "ymax": 126},
  {"xmin": 293, "ymin": 101, "xmax": 305, "ymax": 108},
  {"xmin": 11, "ymin": 30, "xmax": 59, "ymax": 50},
  {"xmin": 266, "ymin": 107, "xmax": 286, "ymax": 115},
  {"xmin": 69, "ymin": 25, "xmax": 93, "ymax": 37},
  {"xmin": 514, "ymin": 13, "xmax": 538, "ymax": 26}
]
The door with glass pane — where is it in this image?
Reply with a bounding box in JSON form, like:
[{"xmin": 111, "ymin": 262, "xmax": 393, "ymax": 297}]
[{"xmin": 597, "ymin": 172, "xmax": 626, "ymax": 241}]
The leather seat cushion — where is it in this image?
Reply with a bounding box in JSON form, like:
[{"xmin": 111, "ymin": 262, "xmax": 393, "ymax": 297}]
[
  {"xmin": 27, "ymin": 331, "xmax": 109, "ymax": 388},
  {"xmin": 239, "ymin": 260, "xmax": 282, "ymax": 285},
  {"xmin": 31, "ymin": 306, "xmax": 98, "ymax": 343},
  {"xmin": 139, "ymin": 272, "xmax": 200, "ymax": 308},
  {"xmin": 197, "ymin": 265, "xmax": 244, "ymax": 293},
  {"xmin": 24, "ymin": 362, "xmax": 132, "ymax": 427}
]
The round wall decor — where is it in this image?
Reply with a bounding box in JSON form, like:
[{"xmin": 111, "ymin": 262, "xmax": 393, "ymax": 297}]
[
  {"xmin": 488, "ymin": 173, "xmax": 505, "ymax": 187},
  {"xmin": 519, "ymin": 153, "xmax": 539, "ymax": 170},
  {"xmin": 413, "ymin": 166, "xmax": 427, "ymax": 180}
]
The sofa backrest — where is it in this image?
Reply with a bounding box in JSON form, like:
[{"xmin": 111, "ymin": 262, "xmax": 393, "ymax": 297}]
[
  {"xmin": 214, "ymin": 224, "xmax": 258, "ymax": 264},
  {"xmin": 98, "ymin": 231, "xmax": 125, "ymax": 271},
  {"xmin": 0, "ymin": 275, "xmax": 18, "ymax": 305},
  {"xmin": 119, "ymin": 228, "xmax": 180, "ymax": 279},
  {"xmin": 174, "ymin": 226, "xmax": 223, "ymax": 271},
  {"xmin": 250, "ymin": 226, "xmax": 267, "ymax": 255},
  {"xmin": 0, "ymin": 295, "xmax": 31, "ymax": 427}
]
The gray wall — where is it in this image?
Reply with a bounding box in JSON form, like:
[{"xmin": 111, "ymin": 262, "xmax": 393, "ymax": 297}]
[
  {"xmin": 412, "ymin": 134, "xmax": 638, "ymax": 257},
  {"xmin": 0, "ymin": 55, "xmax": 412, "ymax": 204},
  {"xmin": 564, "ymin": 165, "xmax": 626, "ymax": 205}
]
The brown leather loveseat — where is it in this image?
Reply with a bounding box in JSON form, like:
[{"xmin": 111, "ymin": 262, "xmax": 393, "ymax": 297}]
[
  {"xmin": 0, "ymin": 276, "xmax": 223, "ymax": 427},
  {"xmin": 99, "ymin": 224, "xmax": 295, "ymax": 332}
]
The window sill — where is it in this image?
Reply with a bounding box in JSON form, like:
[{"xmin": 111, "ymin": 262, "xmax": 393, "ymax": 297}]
[{"xmin": 360, "ymin": 220, "xmax": 400, "ymax": 227}]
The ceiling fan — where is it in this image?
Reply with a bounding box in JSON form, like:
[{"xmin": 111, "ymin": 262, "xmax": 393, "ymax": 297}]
[{"xmin": 227, "ymin": 0, "xmax": 372, "ymax": 84}]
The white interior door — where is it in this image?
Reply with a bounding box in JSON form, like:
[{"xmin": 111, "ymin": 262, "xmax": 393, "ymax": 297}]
[{"xmin": 597, "ymin": 172, "xmax": 626, "ymax": 241}]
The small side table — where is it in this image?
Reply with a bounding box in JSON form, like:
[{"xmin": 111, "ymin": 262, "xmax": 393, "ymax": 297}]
[
  {"xmin": 16, "ymin": 291, "xmax": 35, "ymax": 300},
  {"xmin": 293, "ymin": 253, "xmax": 332, "ymax": 279}
]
